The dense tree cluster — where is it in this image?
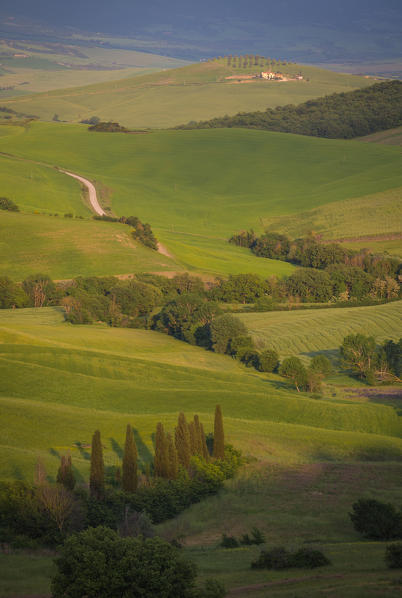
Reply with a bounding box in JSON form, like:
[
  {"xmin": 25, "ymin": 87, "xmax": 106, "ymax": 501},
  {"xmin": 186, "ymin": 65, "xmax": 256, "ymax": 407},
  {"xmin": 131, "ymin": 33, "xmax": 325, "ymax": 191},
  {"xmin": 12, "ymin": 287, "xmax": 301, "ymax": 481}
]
[
  {"xmin": 175, "ymin": 81, "xmax": 402, "ymax": 139},
  {"xmin": 88, "ymin": 121, "xmax": 129, "ymax": 132},
  {"xmin": 340, "ymin": 334, "xmax": 401, "ymax": 383},
  {"xmin": 228, "ymin": 231, "xmax": 401, "ymax": 302},
  {"xmin": 350, "ymin": 498, "xmax": 402, "ymax": 540}
]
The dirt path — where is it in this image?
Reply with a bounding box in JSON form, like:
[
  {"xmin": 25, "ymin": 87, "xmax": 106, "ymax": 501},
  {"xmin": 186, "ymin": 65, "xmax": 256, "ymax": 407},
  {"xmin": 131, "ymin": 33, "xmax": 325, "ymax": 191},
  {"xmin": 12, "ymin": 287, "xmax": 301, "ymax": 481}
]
[
  {"xmin": 228, "ymin": 573, "xmax": 344, "ymax": 595},
  {"xmin": 60, "ymin": 170, "xmax": 106, "ymax": 217}
]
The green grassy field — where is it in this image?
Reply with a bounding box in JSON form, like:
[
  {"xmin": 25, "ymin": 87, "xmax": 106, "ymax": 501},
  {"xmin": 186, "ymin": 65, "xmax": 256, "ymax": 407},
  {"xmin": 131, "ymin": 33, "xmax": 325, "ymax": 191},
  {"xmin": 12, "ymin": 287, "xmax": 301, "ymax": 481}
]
[
  {"xmin": 0, "ymin": 306, "xmax": 401, "ymax": 485},
  {"xmin": 0, "ymin": 39, "xmax": 188, "ymax": 97},
  {"xmin": 0, "ymin": 211, "xmax": 180, "ymax": 280},
  {"xmin": 358, "ymin": 125, "xmax": 402, "ymax": 146},
  {"xmin": 2, "ymin": 463, "xmax": 402, "ymax": 597},
  {"xmin": 1, "ymin": 59, "xmax": 375, "ymax": 128},
  {"xmin": 0, "ymin": 122, "xmax": 401, "ymax": 277},
  {"xmin": 238, "ymin": 300, "xmax": 402, "ymax": 362},
  {"xmin": 264, "ymin": 186, "xmax": 402, "ymax": 240}
]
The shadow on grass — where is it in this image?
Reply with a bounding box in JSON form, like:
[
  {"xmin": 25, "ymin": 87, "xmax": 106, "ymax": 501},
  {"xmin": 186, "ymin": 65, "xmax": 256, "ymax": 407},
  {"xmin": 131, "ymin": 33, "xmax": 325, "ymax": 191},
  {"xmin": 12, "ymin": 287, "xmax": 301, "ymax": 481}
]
[
  {"xmin": 133, "ymin": 428, "xmax": 153, "ymax": 464},
  {"xmin": 110, "ymin": 437, "xmax": 123, "ymax": 459}
]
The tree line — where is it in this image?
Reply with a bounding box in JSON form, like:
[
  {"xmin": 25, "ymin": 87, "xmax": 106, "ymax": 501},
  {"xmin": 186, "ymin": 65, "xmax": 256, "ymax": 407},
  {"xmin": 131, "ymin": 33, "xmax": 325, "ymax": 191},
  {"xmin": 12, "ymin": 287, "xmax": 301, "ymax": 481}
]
[
  {"xmin": 228, "ymin": 231, "xmax": 401, "ymax": 302},
  {"xmin": 175, "ymin": 81, "xmax": 402, "ymax": 139}
]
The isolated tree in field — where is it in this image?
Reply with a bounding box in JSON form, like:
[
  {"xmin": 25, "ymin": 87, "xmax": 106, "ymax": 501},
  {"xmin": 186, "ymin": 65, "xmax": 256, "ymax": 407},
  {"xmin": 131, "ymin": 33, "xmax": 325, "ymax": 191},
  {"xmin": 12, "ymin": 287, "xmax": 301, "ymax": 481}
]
[
  {"xmin": 175, "ymin": 413, "xmax": 191, "ymax": 469},
  {"xmin": 167, "ymin": 432, "xmax": 178, "ymax": 479},
  {"xmin": 154, "ymin": 422, "xmax": 168, "ymax": 478},
  {"xmin": 57, "ymin": 455, "xmax": 76, "ymax": 490},
  {"xmin": 213, "ymin": 405, "xmax": 225, "ymax": 460},
  {"xmin": 279, "ymin": 357, "xmax": 307, "ymax": 392},
  {"xmin": 122, "ymin": 424, "xmax": 138, "ymax": 493},
  {"xmin": 90, "ymin": 430, "xmax": 104, "ymax": 500}
]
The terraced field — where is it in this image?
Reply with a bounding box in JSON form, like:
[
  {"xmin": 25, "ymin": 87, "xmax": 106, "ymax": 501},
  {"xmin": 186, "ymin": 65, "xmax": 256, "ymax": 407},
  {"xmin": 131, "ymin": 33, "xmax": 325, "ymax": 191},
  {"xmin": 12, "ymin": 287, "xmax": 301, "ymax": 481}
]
[
  {"xmin": 239, "ymin": 300, "xmax": 402, "ymax": 360},
  {"xmin": 1, "ymin": 307, "xmax": 401, "ymax": 483}
]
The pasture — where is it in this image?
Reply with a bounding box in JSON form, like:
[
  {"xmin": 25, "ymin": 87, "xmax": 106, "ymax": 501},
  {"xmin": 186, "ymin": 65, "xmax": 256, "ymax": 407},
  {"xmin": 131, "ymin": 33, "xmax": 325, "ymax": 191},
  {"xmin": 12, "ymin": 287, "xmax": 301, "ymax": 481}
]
[
  {"xmin": 1, "ymin": 59, "xmax": 374, "ymax": 128},
  {"xmin": 0, "ymin": 307, "xmax": 401, "ymax": 485},
  {"xmin": 238, "ymin": 300, "xmax": 402, "ymax": 361},
  {"xmin": 1, "ymin": 122, "xmax": 401, "ymax": 277}
]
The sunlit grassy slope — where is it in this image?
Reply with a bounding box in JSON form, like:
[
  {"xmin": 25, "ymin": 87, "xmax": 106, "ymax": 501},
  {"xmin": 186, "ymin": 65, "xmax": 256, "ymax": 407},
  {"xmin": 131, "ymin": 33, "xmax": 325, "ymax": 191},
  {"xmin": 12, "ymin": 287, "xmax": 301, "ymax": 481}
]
[
  {"xmin": 1, "ymin": 121, "xmax": 401, "ymax": 277},
  {"xmin": 2, "ymin": 59, "xmax": 374, "ymax": 128},
  {"xmin": 238, "ymin": 300, "xmax": 402, "ymax": 361},
  {"xmin": 0, "ymin": 211, "xmax": 180, "ymax": 280},
  {"xmin": 0, "ymin": 307, "xmax": 401, "ymax": 483}
]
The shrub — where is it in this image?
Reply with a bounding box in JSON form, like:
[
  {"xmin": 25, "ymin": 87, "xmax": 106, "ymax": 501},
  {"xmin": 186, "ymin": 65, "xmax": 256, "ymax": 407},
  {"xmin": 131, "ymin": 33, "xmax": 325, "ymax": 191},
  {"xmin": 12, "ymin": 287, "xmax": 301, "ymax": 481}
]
[
  {"xmin": 250, "ymin": 526, "xmax": 265, "ymax": 545},
  {"xmin": 251, "ymin": 546, "xmax": 330, "ymax": 570},
  {"xmin": 251, "ymin": 547, "xmax": 291, "ymax": 569},
  {"xmin": 385, "ymin": 543, "xmax": 402, "ymax": 569},
  {"xmin": 196, "ymin": 578, "xmax": 226, "ymax": 598},
  {"xmin": 221, "ymin": 534, "xmax": 239, "ymax": 548},
  {"xmin": 350, "ymin": 498, "xmax": 402, "ymax": 540},
  {"xmin": 0, "ymin": 197, "xmax": 19, "ymax": 211},
  {"xmin": 292, "ymin": 547, "xmax": 331, "ymax": 568}
]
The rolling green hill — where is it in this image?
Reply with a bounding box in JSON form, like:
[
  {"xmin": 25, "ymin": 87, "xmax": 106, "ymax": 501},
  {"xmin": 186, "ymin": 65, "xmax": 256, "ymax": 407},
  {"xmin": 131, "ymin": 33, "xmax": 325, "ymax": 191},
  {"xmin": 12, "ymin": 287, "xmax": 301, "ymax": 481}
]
[
  {"xmin": 1, "ymin": 58, "xmax": 375, "ymax": 128},
  {"xmin": 238, "ymin": 300, "xmax": 402, "ymax": 362},
  {"xmin": 0, "ymin": 307, "xmax": 401, "ymax": 483},
  {"xmin": 0, "ymin": 121, "xmax": 401, "ymax": 278},
  {"xmin": 0, "ymin": 39, "xmax": 188, "ymax": 98}
]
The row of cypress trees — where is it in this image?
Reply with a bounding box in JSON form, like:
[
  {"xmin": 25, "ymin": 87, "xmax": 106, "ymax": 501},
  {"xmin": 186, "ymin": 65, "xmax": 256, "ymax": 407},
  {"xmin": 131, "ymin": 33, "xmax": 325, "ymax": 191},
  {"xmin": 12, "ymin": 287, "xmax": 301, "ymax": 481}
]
[{"xmin": 89, "ymin": 406, "xmax": 225, "ymax": 499}]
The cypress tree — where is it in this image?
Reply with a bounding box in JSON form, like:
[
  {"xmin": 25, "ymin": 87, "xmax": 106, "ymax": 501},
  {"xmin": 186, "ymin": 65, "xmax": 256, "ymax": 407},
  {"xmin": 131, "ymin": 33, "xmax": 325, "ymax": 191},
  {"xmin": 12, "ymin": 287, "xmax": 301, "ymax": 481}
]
[
  {"xmin": 57, "ymin": 455, "xmax": 76, "ymax": 490},
  {"xmin": 154, "ymin": 422, "xmax": 169, "ymax": 478},
  {"xmin": 175, "ymin": 412, "xmax": 191, "ymax": 469},
  {"xmin": 167, "ymin": 432, "xmax": 178, "ymax": 479},
  {"xmin": 188, "ymin": 421, "xmax": 197, "ymax": 456},
  {"xmin": 122, "ymin": 424, "xmax": 138, "ymax": 493},
  {"xmin": 200, "ymin": 422, "xmax": 210, "ymax": 462},
  {"xmin": 90, "ymin": 429, "xmax": 104, "ymax": 499},
  {"xmin": 213, "ymin": 405, "xmax": 225, "ymax": 460},
  {"xmin": 193, "ymin": 415, "xmax": 203, "ymax": 455}
]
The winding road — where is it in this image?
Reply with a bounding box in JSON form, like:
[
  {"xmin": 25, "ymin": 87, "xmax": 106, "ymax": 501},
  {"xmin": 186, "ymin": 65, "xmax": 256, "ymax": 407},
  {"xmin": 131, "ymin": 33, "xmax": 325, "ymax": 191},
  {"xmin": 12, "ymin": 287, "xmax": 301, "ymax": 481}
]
[
  {"xmin": 62, "ymin": 169, "xmax": 173, "ymax": 258},
  {"xmin": 61, "ymin": 170, "xmax": 106, "ymax": 216}
]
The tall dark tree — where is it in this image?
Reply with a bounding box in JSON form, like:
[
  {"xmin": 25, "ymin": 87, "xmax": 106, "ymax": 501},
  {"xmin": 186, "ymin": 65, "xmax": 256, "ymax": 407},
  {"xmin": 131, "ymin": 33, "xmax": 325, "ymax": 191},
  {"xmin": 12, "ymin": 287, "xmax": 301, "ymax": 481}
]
[
  {"xmin": 193, "ymin": 415, "xmax": 203, "ymax": 456},
  {"xmin": 175, "ymin": 413, "xmax": 191, "ymax": 469},
  {"xmin": 167, "ymin": 432, "xmax": 178, "ymax": 480},
  {"xmin": 122, "ymin": 424, "xmax": 138, "ymax": 493},
  {"xmin": 213, "ymin": 405, "xmax": 225, "ymax": 460},
  {"xmin": 90, "ymin": 430, "xmax": 104, "ymax": 500},
  {"xmin": 154, "ymin": 422, "xmax": 168, "ymax": 478},
  {"xmin": 57, "ymin": 455, "xmax": 76, "ymax": 491},
  {"xmin": 200, "ymin": 422, "xmax": 210, "ymax": 462}
]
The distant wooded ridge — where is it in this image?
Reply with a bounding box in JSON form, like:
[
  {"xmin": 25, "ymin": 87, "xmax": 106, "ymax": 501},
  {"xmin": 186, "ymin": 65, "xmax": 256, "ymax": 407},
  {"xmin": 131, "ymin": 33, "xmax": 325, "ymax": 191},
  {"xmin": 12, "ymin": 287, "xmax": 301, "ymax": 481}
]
[{"xmin": 175, "ymin": 81, "xmax": 402, "ymax": 139}]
